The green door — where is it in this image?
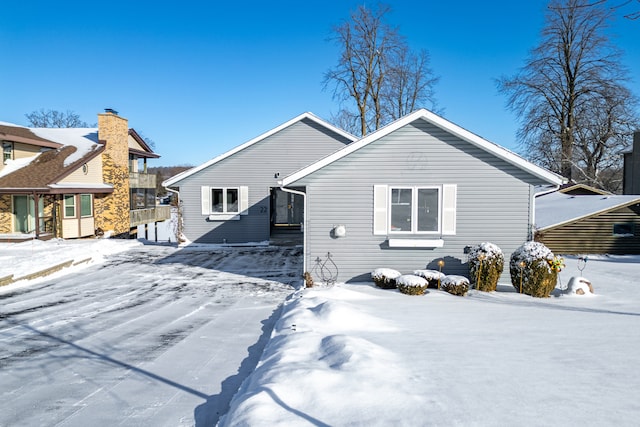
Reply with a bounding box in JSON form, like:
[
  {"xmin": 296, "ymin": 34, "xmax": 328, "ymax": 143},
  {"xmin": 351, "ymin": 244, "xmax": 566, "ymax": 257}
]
[
  {"xmin": 13, "ymin": 195, "xmax": 44, "ymax": 233},
  {"xmin": 13, "ymin": 195, "xmax": 34, "ymax": 233}
]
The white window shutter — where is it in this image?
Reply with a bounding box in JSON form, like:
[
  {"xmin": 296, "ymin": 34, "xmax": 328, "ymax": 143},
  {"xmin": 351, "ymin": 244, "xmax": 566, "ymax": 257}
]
[
  {"xmin": 442, "ymin": 184, "xmax": 457, "ymax": 235},
  {"xmin": 240, "ymin": 186, "xmax": 249, "ymax": 215},
  {"xmin": 373, "ymin": 185, "xmax": 388, "ymax": 235},
  {"xmin": 201, "ymin": 186, "xmax": 210, "ymax": 215}
]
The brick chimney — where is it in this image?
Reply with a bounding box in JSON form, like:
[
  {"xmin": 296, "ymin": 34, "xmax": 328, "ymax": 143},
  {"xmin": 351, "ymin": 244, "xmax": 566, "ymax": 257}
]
[{"xmin": 94, "ymin": 110, "xmax": 131, "ymax": 236}]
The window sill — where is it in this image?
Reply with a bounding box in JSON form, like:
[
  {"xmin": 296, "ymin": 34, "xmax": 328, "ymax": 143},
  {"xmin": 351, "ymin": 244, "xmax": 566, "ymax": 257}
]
[
  {"xmin": 388, "ymin": 238, "xmax": 444, "ymax": 248},
  {"xmin": 208, "ymin": 214, "xmax": 240, "ymax": 221}
]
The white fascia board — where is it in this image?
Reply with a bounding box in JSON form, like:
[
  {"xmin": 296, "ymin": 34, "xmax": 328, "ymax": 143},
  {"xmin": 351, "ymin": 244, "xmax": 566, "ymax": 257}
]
[
  {"xmin": 163, "ymin": 112, "xmax": 356, "ymax": 187},
  {"xmin": 283, "ymin": 109, "xmax": 566, "ymax": 187}
]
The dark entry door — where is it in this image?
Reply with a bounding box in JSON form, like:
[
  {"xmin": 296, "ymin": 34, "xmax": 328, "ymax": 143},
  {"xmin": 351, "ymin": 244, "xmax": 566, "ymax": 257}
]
[{"xmin": 271, "ymin": 188, "xmax": 303, "ymax": 227}]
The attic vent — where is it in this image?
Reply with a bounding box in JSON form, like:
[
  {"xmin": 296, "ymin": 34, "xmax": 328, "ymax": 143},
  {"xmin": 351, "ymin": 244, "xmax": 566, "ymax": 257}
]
[{"xmin": 104, "ymin": 108, "xmax": 118, "ymax": 115}]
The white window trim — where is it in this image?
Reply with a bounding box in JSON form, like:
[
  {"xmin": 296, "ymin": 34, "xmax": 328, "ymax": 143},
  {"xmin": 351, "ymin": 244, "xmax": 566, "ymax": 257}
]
[
  {"xmin": 201, "ymin": 186, "xmax": 248, "ymax": 217},
  {"xmin": 64, "ymin": 195, "xmax": 76, "ymax": 218},
  {"xmin": 388, "ymin": 186, "xmax": 442, "ymax": 235},
  {"xmin": 373, "ymin": 184, "xmax": 457, "ymax": 237}
]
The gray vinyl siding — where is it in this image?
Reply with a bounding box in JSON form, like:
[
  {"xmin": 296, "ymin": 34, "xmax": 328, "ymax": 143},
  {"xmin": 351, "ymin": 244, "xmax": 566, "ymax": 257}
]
[
  {"xmin": 293, "ymin": 119, "xmax": 549, "ymax": 283},
  {"xmin": 176, "ymin": 118, "xmax": 352, "ymax": 243}
]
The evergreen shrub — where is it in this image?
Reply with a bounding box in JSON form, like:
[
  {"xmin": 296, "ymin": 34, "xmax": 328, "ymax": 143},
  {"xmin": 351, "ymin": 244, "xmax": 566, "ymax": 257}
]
[
  {"xmin": 468, "ymin": 242, "xmax": 504, "ymax": 292},
  {"xmin": 441, "ymin": 275, "xmax": 470, "ymax": 296},
  {"xmin": 371, "ymin": 268, "xmax": 401, "ymax": 289},
  {"xmin": 413, "ymin": 269, "xmax": 445, "ymax": 288},
  {"xmin": 509, "ymin": 241, "xmax": 563, "ymax": 298},
  {"xmin": 396, "ymin": 274, "xmax": 429, "ymax": 295}
]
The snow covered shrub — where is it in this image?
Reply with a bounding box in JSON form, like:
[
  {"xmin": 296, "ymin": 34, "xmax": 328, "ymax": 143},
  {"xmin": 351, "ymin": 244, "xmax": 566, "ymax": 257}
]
[
  {"xmin": 441, "ymin": 275, "xmax": 470, "ymax": 296},
  {"xmin": 468, "ymin": 242, "xmax": 504, "ymax": 292},
  {"xmin": 371, "ymin": 268, "xmax": 401, "ymax": 289},
  {"xmin": 413, "ymin": 269, "xmax": 445, "ymax": 288},
  {"xmin": 396, "ymin": 274, "xmax": 429, "ymax": 295},
  {"xmin": 509, "ymin": 241, "xmax": 562, "ymax": 298}
]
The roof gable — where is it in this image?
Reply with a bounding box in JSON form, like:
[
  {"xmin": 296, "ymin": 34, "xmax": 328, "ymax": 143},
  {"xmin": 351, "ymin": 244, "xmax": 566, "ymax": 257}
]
[
  {"xmin": 163, "ymin": 112, "xmax": 357, "ymax": 187},
  {"xmin": 281, "ymin": 109, "xmax": 565, "ymax": 186}
]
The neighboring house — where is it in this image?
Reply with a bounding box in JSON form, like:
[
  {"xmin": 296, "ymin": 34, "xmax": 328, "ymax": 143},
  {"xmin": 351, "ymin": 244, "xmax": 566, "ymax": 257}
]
[
  {"xmin": 623, "ymin": 131, "xmax": 640, "ymax": 195},
  {"xmin": 279, "ymin": 109, "xmax": 566, "ymax": 283},
  {"xmin": 0, "ymin": 110, "xmax": 169, "ymax": 240},
  {"xmin": 535, "ymin": 190, "xmax": 640, "ymax": 254},
  {"xmin": 162, "ymin": 112, "xmax": 356, "ymax": 244}
]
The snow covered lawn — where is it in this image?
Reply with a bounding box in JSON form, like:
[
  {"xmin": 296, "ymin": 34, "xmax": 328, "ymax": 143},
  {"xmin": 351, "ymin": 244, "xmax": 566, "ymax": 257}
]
[
  {"xmin": 2, "ymin": 239, "xmax": 639, "ymax": 426},
  {"xmin": 222, "ymin": 255, "xmax": 640, "ymax": 426}
]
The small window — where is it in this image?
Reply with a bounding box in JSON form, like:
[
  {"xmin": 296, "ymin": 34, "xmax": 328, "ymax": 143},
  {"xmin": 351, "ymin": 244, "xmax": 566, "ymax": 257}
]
[
  {"xmin": 64, "ymin": 195, "xmax": 76, "ymax": 218},
  {"xmin": 211, "ymin": 187, "xmax": 239, "ymax": 214},
  {"xmin": 389, "ymin": 187, "xmax": 441, "ymax": 234},
  {"xmin": 3, "ymin": 142, "xmax": 12, "ymax": 164},
  {"xmin": 613, "ymin": 223, "xmax": 634, "ymax": 237},
  {"xmin": 80, "ymin": 194, "xmax": 92, "ymax": 217}
]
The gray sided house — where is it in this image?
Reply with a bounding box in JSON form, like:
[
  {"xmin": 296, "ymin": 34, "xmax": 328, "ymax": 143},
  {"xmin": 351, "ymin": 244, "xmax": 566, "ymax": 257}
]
[
  {"xmin": 280, "ymin": 109, "xmax": 565, "ymax": 283},
  {"xmin": 163, "ymin": 113, "xmax": 355, "ymax": 244}
]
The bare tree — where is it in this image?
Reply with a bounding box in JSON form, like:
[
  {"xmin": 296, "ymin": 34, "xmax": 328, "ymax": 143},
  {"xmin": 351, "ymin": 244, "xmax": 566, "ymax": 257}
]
[
  {"xmin": 25, "ymin": 109, "xmax": 92, "ymax": 127},
  {"xmin": 497, "ymin": 0, "xmax": 638, "ymax": 189},
  {"xmin": 324, "ymin": 4, "xmax": 438, "ymax": 136}
]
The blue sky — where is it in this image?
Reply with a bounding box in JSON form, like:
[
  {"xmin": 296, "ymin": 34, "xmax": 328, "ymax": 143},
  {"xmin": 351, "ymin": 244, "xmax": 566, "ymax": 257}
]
[{"xmin": 1, "ymin": 0, "xmax": 638, "ymax": 167}]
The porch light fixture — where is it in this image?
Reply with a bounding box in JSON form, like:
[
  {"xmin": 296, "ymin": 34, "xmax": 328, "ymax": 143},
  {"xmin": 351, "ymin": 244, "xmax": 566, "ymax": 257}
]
[{"xmin": 333, "ymin": 224, "xmax": 346, "ymax": 238}]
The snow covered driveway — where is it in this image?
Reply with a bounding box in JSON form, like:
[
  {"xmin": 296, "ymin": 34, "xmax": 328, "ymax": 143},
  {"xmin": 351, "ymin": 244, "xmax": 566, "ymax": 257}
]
[{"xmin": 0, "ymin": 243, "xmax": 301, "ymax": 426}]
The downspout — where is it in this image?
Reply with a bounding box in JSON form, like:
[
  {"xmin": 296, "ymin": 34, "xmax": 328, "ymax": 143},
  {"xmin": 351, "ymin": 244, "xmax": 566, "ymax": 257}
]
[
  {"xmin": 531, "ymin": 184, "xmax": 561, "ymax": 240},
  {"xmin": 278, "ymin": 183, "xmax": 307, "ymax": 275}
]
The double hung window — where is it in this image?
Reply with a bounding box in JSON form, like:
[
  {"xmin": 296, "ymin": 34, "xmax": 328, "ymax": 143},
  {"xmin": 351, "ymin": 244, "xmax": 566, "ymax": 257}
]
[
  {"xmin": 200, "ymin": 186, "xmax": 248, "ymax": 218},
  {"xmin": 374, "ymin": 184, "xmax": 457, "ymax": 236},
  {"xmin": 390, "ymin": 187, "xmax": 440, "ymax": 233},
  {"xmin": 211, "ymin": 188, "xmax": 239, "ymax": 214}
]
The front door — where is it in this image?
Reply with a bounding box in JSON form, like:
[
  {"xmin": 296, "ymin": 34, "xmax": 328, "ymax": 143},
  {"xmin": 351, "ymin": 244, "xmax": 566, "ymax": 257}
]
[
  {"xmin": 271, "ymin": 188, "xmax": 303, "ymax": 228},
  {"xmin": 13, "ymin": 195, "xmax": 34, "ymax": 233},
  {"xmin": 13, "ymin": 195, "xmax": 44, "ymax": 233}
]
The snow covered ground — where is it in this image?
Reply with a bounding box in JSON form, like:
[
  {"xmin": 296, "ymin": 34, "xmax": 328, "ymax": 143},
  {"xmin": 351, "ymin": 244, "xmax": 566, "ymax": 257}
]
[
  {"xmin": 1, "ymin": 239, "xmax": 639, "ymax": 426},
  {"xmin": 0, "ymin": 239, "xmax": 301, "ymax": 426},
  {"xmin": 221, "ymin": 255, "xmax": 640, "ymax": 426}
]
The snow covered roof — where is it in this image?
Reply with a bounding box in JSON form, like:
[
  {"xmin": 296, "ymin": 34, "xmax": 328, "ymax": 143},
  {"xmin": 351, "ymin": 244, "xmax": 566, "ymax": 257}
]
[
  {"xmin": 0, "ymin": 124, "xmax": 105, "ymax": 192},
  {"xmin": 29, "ymin": 127, "xmax": 100, "ymax": 166},
  {"xmin": 281, "ymin": 109, "xmax": 566, "ymax": 187},
  {"xmin": 163, "ymin": 112, "xmax": 357, "ymax": 187},
  {"xmin": 535, "ymin": 191, "xmax": 640, "ymax": 230}
]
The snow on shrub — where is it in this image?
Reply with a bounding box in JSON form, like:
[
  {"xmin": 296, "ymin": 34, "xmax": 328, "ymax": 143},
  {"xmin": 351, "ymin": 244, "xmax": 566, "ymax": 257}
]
[
  {"xmin": 441, "ymin": 275, "xmax": 469, "ymax": 296},
  {"xmin": 413, "ymin": 269, "xmax": 445, "ymax": 288},
  {"xmin": 371, "ymin": 268, "xmax": 401, "ymax": 289},
  {"xmin": 468, "ymin": 242, "xmax": 504, "ymax": 292},
  {"xmin": 396, "ymin": 274, "xmax": 429, "ymax": 296},
  {"xmin": 509, "ymin": 241, "xmax": 563, "ymax": 298}
]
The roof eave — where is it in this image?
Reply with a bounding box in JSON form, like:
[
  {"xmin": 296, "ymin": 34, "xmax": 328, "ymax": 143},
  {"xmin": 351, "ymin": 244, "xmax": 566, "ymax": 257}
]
[
  {"xmin": 164, "ymin": 112, "xmax": 358, "ymax": 187},
  {"xmin": 283, "ymin": 109, "xmax": 567, "ymax": 187}
]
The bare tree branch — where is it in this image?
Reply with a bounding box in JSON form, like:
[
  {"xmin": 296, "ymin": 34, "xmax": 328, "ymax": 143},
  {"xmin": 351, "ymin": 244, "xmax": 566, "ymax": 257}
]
[{"xmin": 497, "ymin": 0, "xmax": 639, "ymax": 191}]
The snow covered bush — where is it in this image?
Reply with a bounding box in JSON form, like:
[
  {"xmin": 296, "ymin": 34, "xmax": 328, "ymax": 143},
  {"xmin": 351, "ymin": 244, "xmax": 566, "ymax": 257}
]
[
  {"xmin": 396, "ymin": 274, "xmax": 429, "ymax": 295},
  {"xmin": 371, "ymin": 268, "xmax": 401, "ymax": 289},
  {"xmin": 441, "ymin": 275, "xmax": 470, "ymax": 296},
  {"xmin": 468, "ymin": 242, "xmax": 504, "ymax": 292},
  {"xmin": 413, "ymin": 269, "xmax": 445, "ymax": 288},
  {"xmin": 509, "ymin": 241, "xmax": 562, "ymax": 298}
]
